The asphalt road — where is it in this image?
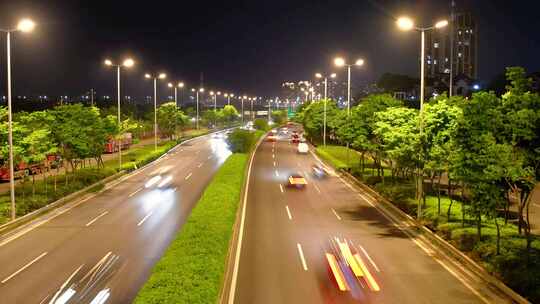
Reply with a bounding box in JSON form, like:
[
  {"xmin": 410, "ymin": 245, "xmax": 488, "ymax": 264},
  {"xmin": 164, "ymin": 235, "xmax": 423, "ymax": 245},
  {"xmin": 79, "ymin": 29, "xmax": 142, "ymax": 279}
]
[
  {"xmin": 0, "ymin": 131, "xmax": 232, "ymax": 303},
  {"xmin": 232, "ymin": 125, "xmax": 512, "ymax": 304}
]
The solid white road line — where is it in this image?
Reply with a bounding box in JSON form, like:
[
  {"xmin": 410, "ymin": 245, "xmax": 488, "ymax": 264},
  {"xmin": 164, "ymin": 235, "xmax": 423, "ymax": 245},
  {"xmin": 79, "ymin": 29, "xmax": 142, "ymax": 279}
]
[
  {"xmin": 137, "ymin": 211, "xmax": 154, "ymax": 226},
  {"xmin": 228, "ymin": 135, "xmax": 259, "ymax": 304},
  {"xmin": 273, "ymin": 161, "xmax": 276, "ymax": 167},
  {"xmin": 313, "ymin": 184, "xmax": 321, "ymax": 194},
  {"xmin": 85, "ymin": 211, "xmax": 108, "ymax": 227},
  {"xmin": 208, "ymin": 155, "xmax": 212, "ymax": 160},
  {"xmin": 173, "ymin": 187, "xmax": 178, "ymax": 192},
  {"xmin": 185, "ymin": 172, "xmax": 193, "ymax": 180},
  {"xmin": 128, "ymin": 188, "xmax": 142, "ymax": 197},
  {"xmin": 197, "ymin": 162, "xmax": 204, "ymax": 168},
  {"xmin": 279, "ymin": 184, "xmax": 284, "ymax": 193},
  {"xmin": 331, "ymin": 208, "xmax": 342, "ymax": 221},
  {"xmin": 359, "ymin": 245, "xmax": 380, "ymax": 272},
  {"xmin": 275, "ymin": 170, "xmax": 279, "ymax": 177},
  {"xmin": 285, "ymin": 205, "xmax": 292, "ymax": 220},
  {"xmin": 1, "ymin": 252, "xmax": 48, "ymax": 283},
  {"xmin": 297, "ymin": 243, "xmax": 308, "ymax": 271},
  {"xmin": 272, "ymin": 154, "xmax": 275, "ymax": 159}
]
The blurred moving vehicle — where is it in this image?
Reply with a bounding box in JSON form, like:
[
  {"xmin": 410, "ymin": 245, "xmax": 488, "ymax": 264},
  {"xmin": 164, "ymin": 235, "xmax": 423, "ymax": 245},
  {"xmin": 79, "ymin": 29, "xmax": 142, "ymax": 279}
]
[
  {"xmin": 297, "ymin": 143, "xmax": 309, "ymax": 154},
  {"xmin": 325, "ymin": 237, "xmax": 380, "ymax": 299},
  {"xmin": 145, "ymin": 165, "xmax": 174, "ymax": 188},
  {"xmin": 266, "ymin": 135, "xmax": 277, "ymax": 142},
  {"xmin": 312, "ymin": 164, "xmax": 330, "ymax": 178},
  {"xmin": 287, "ymin": 173, "xmax": 307, "ymax": 188}
]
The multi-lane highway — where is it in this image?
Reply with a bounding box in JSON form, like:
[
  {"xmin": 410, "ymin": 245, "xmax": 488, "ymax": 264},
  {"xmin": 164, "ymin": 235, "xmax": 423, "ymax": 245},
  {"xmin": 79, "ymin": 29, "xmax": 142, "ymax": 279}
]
[
  {"xmin": 230, "ymin": 125, "xmax": 511, "ymax": 304},
  {"xmin": 0, "ymin": 131, "xmax": 232, "ymax": 303}
]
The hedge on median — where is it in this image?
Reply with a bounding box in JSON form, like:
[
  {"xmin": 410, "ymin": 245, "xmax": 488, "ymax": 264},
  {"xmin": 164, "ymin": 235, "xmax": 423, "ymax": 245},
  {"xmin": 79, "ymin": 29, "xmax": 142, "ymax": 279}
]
[{"xmin": 134, "ymin": 153, "xmax": 249, "ymax": 304}]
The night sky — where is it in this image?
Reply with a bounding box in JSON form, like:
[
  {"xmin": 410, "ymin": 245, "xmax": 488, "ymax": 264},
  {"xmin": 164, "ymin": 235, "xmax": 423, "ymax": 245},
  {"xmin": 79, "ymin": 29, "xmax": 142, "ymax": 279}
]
[{"xmin": 0, "ymin": 0, "xmax": 539, "ymax": 100}]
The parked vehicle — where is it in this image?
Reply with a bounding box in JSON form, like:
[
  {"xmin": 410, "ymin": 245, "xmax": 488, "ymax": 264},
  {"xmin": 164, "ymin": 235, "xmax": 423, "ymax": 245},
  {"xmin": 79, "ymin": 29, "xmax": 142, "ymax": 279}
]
[
  {"xmin": 0, "ymin": 158, "xmax": 53, "ymax": 181},
  {"xmin": 104, "ymin": 133, "xmax": 133, "ymax": 153}
]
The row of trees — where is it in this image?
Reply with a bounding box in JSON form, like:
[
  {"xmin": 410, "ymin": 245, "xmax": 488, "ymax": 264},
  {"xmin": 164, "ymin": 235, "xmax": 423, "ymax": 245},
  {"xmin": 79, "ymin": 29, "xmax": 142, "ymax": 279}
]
[{"xmin": 297, "ymin": 67, "xmax": 540, "ymax": 254}]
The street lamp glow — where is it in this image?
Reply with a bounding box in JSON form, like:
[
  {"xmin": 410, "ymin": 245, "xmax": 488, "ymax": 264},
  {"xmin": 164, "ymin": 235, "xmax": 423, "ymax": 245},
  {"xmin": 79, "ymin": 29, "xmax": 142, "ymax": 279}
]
[
  {"xmin": 315, "ymin": 73, "xmax": 323, "ymax": 78},
  {"xmin": 178, "ymin": 82, "xmax": 184, "ymax": 88},
  {"xmin": 397, "ymin": 16, "xmax": 414, "ymax": 31},
  {"xmin": 355, "ymin": 59, "xmax": 364, "ymax": 66},
  {"xmin": 158, "ymin": 73, "xmax": 166, "ymax": 79},
  {"xmin": 330, "ymin": 73, "xmax": 337, "ymax": 78},
  {"xmin": 104, "ymin": 59, "xmax": 113, "ymax": 66},
  {"xmin": 145, "ymin": 73, "xmax": 151, "ymax": 79},
  {"xmin": 217, "ymin": 91, "xmax": 221, "ymax": 95},
  {"xmin": 209, "ymin": 91, "xmax": 215, "ymax": 95},
  {"xmin": 224, "ymin": 93, "xmax": 228, "ymax": 97},
  {"xmin": 230, "ymin": 94, "xmax": 234, "ymax": 97},
  {"xmin": 435, "ymin": 20, "xmax": 449, "ymax": 28},
  {"xmin": 123, "ymin": 58, "xmax": 134, "ymax": 67},
  {"xmin": 168, "ymin": 83, "xmax": 173, "ymax": 88},
  {"xmin": 199, "ymin": 88, "xmax": 204, "ymax": 92},
  {"xmin": 334, "ymin": 57, "xmax": 345, "ymax": 67},
  {"xmin": 17, "ymin": 19, "xmax": 35, "ymax": 33}
]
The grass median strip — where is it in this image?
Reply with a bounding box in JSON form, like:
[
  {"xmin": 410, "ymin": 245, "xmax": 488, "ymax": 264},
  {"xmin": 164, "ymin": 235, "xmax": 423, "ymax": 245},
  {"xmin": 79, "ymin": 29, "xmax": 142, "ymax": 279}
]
[{"xmin": 134, "ymin": 153, "xmax": 249, "ymax": 304}]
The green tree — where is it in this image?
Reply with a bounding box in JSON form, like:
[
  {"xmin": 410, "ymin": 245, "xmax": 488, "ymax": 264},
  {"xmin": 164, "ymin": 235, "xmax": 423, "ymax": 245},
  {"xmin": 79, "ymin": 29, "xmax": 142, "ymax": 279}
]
[
  {"xmin": 499, "ymin": 67, "xmax": 540, "ymax": 252},
  {"xmin": 222, "ymin": 105, "xmax": 239, "ymax": 126},
  {"xmin": 157, "ymin": 102, "xmax": 188, "ymax": 139},
  {"xmin": 226, "ymin": 129, "xmax": 256, "ymax": 153},
  {"xmin": 17, "ymin": 111, "xmax": 57, "ymax": 196},
  {"xmin": 271, "ymin": 110, "xmax": 287, "ymax": 125},
  {"xmin": 373, "ymin": 106, "xmax": 419, "ymax": 181},
  {"xmin": 253, "ymin": 118, "xmax": 269, "ymax": 131},
  {"xmin": 451, "ymin": 91, "xmax": 505, "ymax": 239},
  {"xmin": 423, "ymin": 95, "xmax": 463, "ymax": 215}
]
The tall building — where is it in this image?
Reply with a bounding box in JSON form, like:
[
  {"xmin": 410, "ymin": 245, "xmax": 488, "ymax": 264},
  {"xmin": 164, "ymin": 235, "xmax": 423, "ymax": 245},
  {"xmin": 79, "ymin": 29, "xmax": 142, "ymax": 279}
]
[{"xmin": 425, "ymin": 2, "xmax": 477, "ymax": 82}]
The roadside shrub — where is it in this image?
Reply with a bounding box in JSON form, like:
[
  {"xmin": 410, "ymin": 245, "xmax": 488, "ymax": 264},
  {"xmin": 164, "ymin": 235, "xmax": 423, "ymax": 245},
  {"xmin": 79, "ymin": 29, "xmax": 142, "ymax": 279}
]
[{"xmin": 226, "ymin": 129, "xmax": 256, "ymax": 153}]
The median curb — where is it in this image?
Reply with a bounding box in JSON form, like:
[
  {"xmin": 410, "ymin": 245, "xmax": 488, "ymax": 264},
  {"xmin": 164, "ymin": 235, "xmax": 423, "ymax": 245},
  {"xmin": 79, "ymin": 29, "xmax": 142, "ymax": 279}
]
[
  {"xmin": 219, "ymin": 130, "xmax": 268, "ymax": 304},
  {"xmin": 0, "ymin": 128, "xmax": 231, "ymax": 241},
  {"xmin": 338, "ymin": 170, "xmax": 530, "ymax": 304}
]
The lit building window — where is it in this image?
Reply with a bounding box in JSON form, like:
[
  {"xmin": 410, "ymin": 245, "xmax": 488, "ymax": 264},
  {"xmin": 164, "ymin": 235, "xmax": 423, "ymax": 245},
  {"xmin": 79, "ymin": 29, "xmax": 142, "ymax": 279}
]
[
  {"xmin": 445, "ymin": 58, "xmax": 449, "ymax": 62},
  {"xmin": 434, "ymin": 42, "xmax": 439, "ymax": 48},
  {"xmin": 434, "ymin": 60, "xmax": 437, "ymax": 65},
  {"xmin": 458, "ymin": 53, "xmax": 462, "ymax": 57}
]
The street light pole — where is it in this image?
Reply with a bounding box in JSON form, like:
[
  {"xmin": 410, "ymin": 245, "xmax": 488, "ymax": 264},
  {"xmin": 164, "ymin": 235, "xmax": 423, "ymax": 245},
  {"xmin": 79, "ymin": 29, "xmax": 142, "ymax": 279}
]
[
  {"xmin": 145, "ymin": 73, "xmax": 166, "ymax": 151},
  {"xmin": 105, "ymin": 58, "xmax": 134, "ymax": 169},
  {"xmin": 396, "ymin": 16, "xmax": 448, "ymax": 220},
  {"xmin": 154, "ymin": 77, "xmax": 158, "ymax": 150},
  {"xmin": 6, "ymin": 31, "xmax": 15, "ymax": 220},
  {"xmin": 117, "ymin": 65, "xmax": 121, "ymax": 169},
  {"xmin": 2, "ymin": 19, "xmax": 35, "ymax": 220}
]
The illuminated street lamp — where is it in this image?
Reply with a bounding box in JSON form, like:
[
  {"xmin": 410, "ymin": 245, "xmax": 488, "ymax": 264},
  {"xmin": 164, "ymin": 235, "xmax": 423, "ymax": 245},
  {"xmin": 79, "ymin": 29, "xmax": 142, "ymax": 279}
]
[
  {"xmin": 241, "ymin": 95, "xmax": 247, "ymax": 123},
  {"xmin": 104, "ymin": 58, "xmax": 134, "ymax": 170},
  {"xmin": 224, "ymin": 93, "xmax": 234, "ymax": 105},
  {"xmin": 168, "ymin": 81, "xmax": 184, "ymax": 107},
  {"xmin": 396, "ymin": 16, "xmax": 448, "ymax": 219},
  {"xmin": 334, "ymin": 57, "xmax": 364, "ymax": 115},
  {"xmin": 315, "ymin": 72, "xmax": 337, "ymax": 146},
  {"xmin": 191, "ymin": 87, "xmax": 204, "ymax": 129},
  {"xmin": 1, "ymin": 18, "xmax": 35, "ymax": 220},
  {"xmin": 334, "ymin": 57, "xmax": 364, "ymax": 168},
  {"xmin": 145, "ymin": 73, "xmax": 167, "ymax": 150}
]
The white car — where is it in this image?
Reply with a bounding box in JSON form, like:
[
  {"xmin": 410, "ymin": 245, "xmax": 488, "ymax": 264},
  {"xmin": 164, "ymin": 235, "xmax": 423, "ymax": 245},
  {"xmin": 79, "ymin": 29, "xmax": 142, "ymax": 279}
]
[{"xmin": 297, "ymin": 143, "xmax": 309, "ymax": 154}]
